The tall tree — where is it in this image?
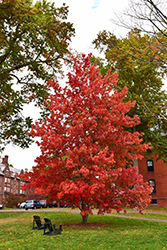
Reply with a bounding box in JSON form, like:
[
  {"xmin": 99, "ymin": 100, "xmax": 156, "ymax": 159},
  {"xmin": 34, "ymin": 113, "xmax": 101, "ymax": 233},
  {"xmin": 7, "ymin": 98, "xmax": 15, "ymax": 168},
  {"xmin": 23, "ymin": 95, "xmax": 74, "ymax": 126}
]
[
  {"xmin": 92, "ymin": 29, "xmax": 167, "ymax": 161},
  {"xmin": 20, "ymin": 54, "xmax": 152, "ymax": 224},
  {"xmin": 0, "ymin": 0, "xmax": 75, "ymax": 149},
  {"xmin": 112, "ymin": 0, "xmax": 167, "ymax": 70}
]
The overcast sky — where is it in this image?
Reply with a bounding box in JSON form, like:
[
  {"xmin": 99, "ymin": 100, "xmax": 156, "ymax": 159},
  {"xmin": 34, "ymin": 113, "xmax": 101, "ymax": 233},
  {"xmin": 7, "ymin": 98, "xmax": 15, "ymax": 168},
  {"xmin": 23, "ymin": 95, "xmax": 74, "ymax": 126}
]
[{"xmin": 2, "ymin": 0, "xmax": 132, "ymax": 170}]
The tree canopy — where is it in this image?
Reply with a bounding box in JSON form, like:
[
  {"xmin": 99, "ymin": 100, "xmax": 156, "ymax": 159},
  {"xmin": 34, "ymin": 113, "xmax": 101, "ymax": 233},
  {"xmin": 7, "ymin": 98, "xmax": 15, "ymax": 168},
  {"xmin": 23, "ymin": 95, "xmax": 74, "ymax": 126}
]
[
  {"xmin": 112, "ymin": 0, "xmax": 167, "ymax": 70},
  {"xmin": 92, "ymin": 29, "xmax": 167, "ymax": 161},
  {"xmin": 0, "ymin": 0, "xmax": 75, "ymax": 150},
  {"xmin": 21, "ymin": 54, "xmax": 152, "ymax": 224}
]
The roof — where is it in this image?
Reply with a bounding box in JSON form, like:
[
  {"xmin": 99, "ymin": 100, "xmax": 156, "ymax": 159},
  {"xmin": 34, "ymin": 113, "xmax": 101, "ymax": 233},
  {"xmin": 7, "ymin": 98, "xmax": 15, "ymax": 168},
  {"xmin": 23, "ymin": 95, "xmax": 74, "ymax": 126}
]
[
  {"xmin": 0, "ymin": 164, "xmax": 4, "ymax": 176},
  {"xmin": 10, "ymin": 167, "xmax": 22, "ymax": 177},
  {"xmin": 0, "ymin": 163, "xmax": 23, "ymax": 177}
]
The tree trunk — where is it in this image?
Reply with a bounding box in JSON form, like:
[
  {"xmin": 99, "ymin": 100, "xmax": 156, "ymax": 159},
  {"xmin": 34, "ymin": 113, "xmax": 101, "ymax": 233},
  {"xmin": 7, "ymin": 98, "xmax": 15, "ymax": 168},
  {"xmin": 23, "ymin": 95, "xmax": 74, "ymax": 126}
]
[
  {"xmin": 81, "ymin": 201, "xmax": 88, "ymax": 224},
  {"xmin": 82, "ymin": 214, "xmax": 88, "ymax": 224}
]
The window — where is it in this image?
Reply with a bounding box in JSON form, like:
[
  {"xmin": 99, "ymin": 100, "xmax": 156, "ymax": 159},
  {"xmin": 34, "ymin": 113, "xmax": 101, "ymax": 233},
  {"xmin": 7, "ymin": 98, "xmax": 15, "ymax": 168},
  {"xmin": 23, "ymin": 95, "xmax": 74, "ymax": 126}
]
[
  {"xmin": 147, "ymin": 160, "xmax": 154, "ymax": 172},
  {"xmin": 151, "ymin": 199, "xmax": 157, "ymax": 205},
  {"xmin": 149, "ymin": 179, "xmax": 156, "ymax": 194},
  {"xmin": 4, "ymin": 186, "xmax": 10, "ymax": 192},
  {"xmin": 5, "ymin": 178, "xmax": 10, "ymax": 183},
  {"xmin": 20, "ymin": 181, "xmax": 24, "ymax": 186}
]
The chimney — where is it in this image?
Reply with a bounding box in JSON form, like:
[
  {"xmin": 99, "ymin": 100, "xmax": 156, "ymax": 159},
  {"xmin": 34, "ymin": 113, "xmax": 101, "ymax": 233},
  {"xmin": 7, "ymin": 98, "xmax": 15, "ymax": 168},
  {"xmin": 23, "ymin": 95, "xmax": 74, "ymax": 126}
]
[{"xmin": 2, "ymin": 155, "xmax": 8, "ymax": 166}]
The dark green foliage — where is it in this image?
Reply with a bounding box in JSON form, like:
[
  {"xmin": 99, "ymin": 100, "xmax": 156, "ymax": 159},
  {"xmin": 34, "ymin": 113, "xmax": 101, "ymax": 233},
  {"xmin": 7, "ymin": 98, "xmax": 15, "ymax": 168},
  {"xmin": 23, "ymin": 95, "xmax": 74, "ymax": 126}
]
[
  {"xmin": 92, "ymin": 29, "xmax": 167, "ymax": 161},
  {"xmin": 0, "ymin": 0, "xmax": 75, "ymax": 149}
]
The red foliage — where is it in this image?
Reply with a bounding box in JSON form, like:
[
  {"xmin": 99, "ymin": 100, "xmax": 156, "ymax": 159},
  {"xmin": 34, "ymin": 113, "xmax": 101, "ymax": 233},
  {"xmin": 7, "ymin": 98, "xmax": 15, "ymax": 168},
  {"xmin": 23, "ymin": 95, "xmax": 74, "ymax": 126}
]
[{"xmin": 20, "ymin": 54, "xmax": 152, "ymax": 222}]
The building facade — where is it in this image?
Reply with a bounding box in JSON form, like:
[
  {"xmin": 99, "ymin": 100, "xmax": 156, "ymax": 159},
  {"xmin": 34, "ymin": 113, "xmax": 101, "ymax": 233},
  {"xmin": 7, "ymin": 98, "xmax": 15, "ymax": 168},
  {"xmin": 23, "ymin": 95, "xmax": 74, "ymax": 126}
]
[
  {"xmin": 1, "ymin": 154, "xmax": 167, "ymax": 207},
  {"xmin": 0, "ymin": 155, "xmax": 29, "ymax": 205},
  {"xmin": 138, "ymin": 154, "xmax": 167, "ymax": 207}
]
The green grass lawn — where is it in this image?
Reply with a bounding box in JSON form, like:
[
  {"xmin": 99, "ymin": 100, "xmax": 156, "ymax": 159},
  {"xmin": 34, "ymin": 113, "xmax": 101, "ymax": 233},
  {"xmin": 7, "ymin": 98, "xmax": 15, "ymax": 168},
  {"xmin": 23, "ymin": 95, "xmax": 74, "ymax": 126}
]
[
  {"xmin": 146, "ymin": 206, "xmax": 167, "ymax": 212},
  {"xmin": 0, "ymin": 211, "xmax": 167, "ymax": 250}
]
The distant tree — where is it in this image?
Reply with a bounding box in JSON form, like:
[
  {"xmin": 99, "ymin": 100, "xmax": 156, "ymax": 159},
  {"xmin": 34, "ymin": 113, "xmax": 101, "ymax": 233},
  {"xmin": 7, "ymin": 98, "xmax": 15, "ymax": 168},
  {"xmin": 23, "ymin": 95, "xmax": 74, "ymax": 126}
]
[
  {"xmin": 8, "ymin": 164, "xmax": 14, "ymax": 168},
  {"xmin": 20, "ymin": 54, "xmax": 152, "ymax": 224},
  {"xmin": 25, "ymin": 193, "xmax": 46, "ymax": 201},
  {"xmin": 3, "ymin": 193, "xmax": 25, "ymax": 208},
  {"xmin": 92, "ymin": 29, "xmax": 167, "ymax": 161},
  {"xmin": 0, "ymin": 0, "xmax": 75, "ymax": 150}
]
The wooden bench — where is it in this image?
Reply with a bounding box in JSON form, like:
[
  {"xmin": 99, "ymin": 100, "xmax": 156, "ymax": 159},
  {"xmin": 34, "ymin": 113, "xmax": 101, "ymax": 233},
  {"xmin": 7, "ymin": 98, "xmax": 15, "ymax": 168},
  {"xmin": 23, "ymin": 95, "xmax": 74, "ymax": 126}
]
[{"xmin": 43, "ymin": 218, "xmax": 62, "ymax": 236}]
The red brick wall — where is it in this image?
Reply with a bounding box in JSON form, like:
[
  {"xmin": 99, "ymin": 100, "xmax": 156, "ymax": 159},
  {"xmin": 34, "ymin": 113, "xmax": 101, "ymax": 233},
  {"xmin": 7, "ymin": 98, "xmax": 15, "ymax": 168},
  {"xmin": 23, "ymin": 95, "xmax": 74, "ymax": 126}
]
[{"xmin": 138, "ymin": 155, "xmax": 167, "ymax": 207}]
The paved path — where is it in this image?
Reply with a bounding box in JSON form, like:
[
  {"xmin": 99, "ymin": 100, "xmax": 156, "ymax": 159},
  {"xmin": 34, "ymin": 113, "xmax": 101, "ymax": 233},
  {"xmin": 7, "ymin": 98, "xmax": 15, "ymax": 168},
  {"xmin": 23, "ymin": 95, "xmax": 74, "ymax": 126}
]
[{"xmin": 1, "ymin": 208, "xmax": 167, "ymax": 223}]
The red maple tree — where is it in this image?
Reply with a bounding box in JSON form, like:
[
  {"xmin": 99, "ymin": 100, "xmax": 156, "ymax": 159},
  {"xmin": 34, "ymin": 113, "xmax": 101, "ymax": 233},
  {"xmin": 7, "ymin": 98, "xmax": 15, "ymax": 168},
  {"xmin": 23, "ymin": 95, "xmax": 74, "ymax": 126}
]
[{"xmin": 21, "ymin": 54, "xmax": 152, "ymax": 224}]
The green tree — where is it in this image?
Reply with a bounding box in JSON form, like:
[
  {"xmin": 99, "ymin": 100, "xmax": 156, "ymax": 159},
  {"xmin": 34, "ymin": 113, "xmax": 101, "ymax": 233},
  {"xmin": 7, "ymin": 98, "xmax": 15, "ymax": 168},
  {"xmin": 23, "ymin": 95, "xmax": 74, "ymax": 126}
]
[
  {"xmin": 0, "ymin": 0, "xmax": 75, "ymax": 150},
  {"xmin": 92, "ymin": 29, "xmax": 167, "ymax": 161},
  {"xmin": 112, "ymin": 0, "xmax": 167, "ymax": 70}
]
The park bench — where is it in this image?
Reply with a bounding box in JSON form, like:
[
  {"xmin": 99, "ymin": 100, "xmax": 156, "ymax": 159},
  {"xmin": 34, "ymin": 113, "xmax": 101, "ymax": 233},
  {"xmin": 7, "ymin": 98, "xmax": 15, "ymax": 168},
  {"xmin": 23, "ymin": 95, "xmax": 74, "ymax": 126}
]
[
  {"xmin": 33, "ymin": 215, "xmax": 45, "ymax": 230},
  {"xmin": 43, "ymin": 218, "xmax": 63, "ymax": 236}
]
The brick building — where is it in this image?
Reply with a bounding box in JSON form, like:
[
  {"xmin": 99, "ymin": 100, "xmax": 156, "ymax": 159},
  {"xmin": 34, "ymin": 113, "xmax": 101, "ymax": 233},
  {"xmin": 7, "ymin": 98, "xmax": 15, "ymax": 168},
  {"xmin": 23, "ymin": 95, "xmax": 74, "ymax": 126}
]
[
  {"xmin": 0, "ymin": 155, "xmax": 30, "ymax": 205},
  {"xmin": 1, "ymin": 154, "xmax": 166, "ymax": 207},
  {"xmin": 138, "ymin": 154, "xmax": 167, "ymax": 207}
]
